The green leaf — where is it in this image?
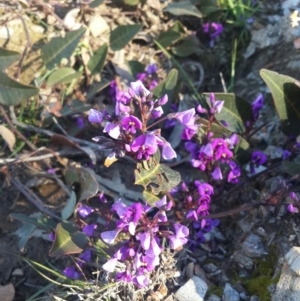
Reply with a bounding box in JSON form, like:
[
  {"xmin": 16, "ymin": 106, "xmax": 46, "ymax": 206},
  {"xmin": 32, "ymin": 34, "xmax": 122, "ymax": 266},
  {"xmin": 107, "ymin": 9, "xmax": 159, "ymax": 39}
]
[
  {"xmin": 152, "ymin": 68, "xmax": 178, "ymax": 98},
  {"xmin": 65, "ymin": 165, "xmax": 99, "ymax": 201},
  {"xmin": 199, "ymin": 0, "xmax": 221, "ymax": 16},
  {"xmin": 260, "ymin": 69, "xmax": 300, "ymax": 136},
  {"xmin": 172, "ymin": 35, "xmax": 201, "ymax": 57},
  {"xmin": 110, "ymin": 24, "xmax": 142, "ymax": 51},
  {"xmin": 0, "ymin": 47, "xmax": 20, "ymax": 70},
  {"xmin": 156, "ymin": 30, "xmax": 181, "ymax": 48},
  {"xmin": 41, "ymin": 27, "xmax": 86, "ymax": 70},
  {"xmin": 164, "ymin": 0, "xmax": 202, "ymax": 18},
  {"xmin": 61, "ymin": 190, "xmax": 77, "ymax": 220},
  {"xmin": 49, "ymin": 222, "xmax": 89, "ymax": 257},
  {"xmin": 143, "ymin": 190, "xmax": 161, "ymax": 205},
  {"xmin": 124, "ymin": 0, "xmax": 139, "ymax": 5},
  {"xmin": 61, "ymin": 99, "xmax": 92, "ymax": 116},
  {"xmin": 127, "ymin": 60, "xmax": 145, "ymax": 77},
  {"xmin": 171, "ymin": 20, "xmax": 186, "ymax": 34},
  {"xmin": 46, "ymin": 67, "xmax": 82, "ymax": 87},
  {"xmin": 86, "ymin": 79, "xmax": 110, "ymax": 100},
  {"xmin": 0, "ymin": 73, "xmax": 39, "ymax": 106},
  {"xmin": 10, "ymin": 213, "xmax": 58, "ymax": 229},
  {"xmin": 89, "ymin": 0, "xmax": 105, "ymax": 7},
  {"xmin": 15, "ymin": 223, "xmax": 36, "ymax": 252},
  {"xmin": 87, "ymin": 43, "xmax": 108, "ymax": 75},
  {"xmin": 282, "ymin": 161, "xmax": 300, "ymax": 176},
  {"xmin": 134, "ymin": 150, "xmax": 181, "ymax": 206},
  {"xmin": 202, "ymin": 93, "xmax": 253, "ymax": 133}
]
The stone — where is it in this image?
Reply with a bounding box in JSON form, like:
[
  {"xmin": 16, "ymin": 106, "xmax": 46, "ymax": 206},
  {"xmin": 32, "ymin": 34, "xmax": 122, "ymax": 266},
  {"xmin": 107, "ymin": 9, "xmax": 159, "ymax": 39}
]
[
  {"xmin": 242, "ymin": 234, "xmax": 268, "ymax": 258},
  {"xmin": 89, "ymin": 15, "xmax": 109, "ymax": 38},
  {"xmin": 186, "ymin": 262, "xmax": 195, "ymax": 279},
  {"xmin": 207, "ymin": 294, "xmax": 221, "ymax": 301},
  {"xmin": 203, "ymin": 263, "xmax": 217, "ymax": 273},
  {"xmin": 233, "ymin": 251, "xmax": 254, "ymax": 270},
  {"xmin": 175, "ymin": 276, "xmax": 208, "ymax": 301},
  {"xmin": 249, "ymin": 296, "xmax": 260, "ymax": 301},
  {"xmin": 222, "ymin": 283, "xmax": 240, "ymax": 301},
  {"xmin": 272, "ymin": 247, "xmax": 300, "ymax": 301}
]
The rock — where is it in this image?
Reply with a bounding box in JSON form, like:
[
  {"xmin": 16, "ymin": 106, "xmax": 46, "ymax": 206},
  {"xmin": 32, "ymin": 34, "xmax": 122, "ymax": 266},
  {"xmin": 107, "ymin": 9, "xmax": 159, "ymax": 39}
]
[
  {"xmin": 249, "ymin": 296, "xmax": 260, "ymax": 301},
  {"xmin": 194, "ymin": 265, "xmax": 211, "ymax": 286},
  {"xmin": 242, "ymin": 234, "xmax": 268, "ymax": 258},
  {"xmin": 89, "ymin": 15, "xmax": 109, "ymax": 38},
  {"xmin": 207, "ymin": 294, "xmax": 221, "ymax": 301},
  {"xmin": 257, "ymin": 227, "xmax": 267, "ymax": 237},
  {"xmin": 233, "ymin": 251, "xmax": 254, "ymax": 270},
  {"xmin": 203, "ymin": 263, "xmax": 218, "ymax": 273},
  {"xmin": 175, "ymin": 276, "xmax": 208, "ymax": 301},
  {"xmin": 186, "ymin": 262, "xmax": 195, "ymax": 279},
  {"xmin": 222, "ymin": 283, "xmax": 240, "ymax": 301},
  {"xmin": 272, "ymin": 247, "xmax": 300, "ymax": 301}
]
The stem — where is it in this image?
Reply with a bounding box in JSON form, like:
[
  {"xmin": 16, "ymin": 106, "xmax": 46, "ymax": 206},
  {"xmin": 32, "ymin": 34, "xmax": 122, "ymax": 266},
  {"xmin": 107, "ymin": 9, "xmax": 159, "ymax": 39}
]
[{"xmin": 146, "ymin": 116, "xmax": 168, "ymax": 130}]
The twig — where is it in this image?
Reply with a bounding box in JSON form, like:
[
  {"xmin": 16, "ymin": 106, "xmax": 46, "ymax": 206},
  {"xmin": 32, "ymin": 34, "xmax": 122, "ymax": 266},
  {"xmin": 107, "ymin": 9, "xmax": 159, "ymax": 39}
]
[
  {"xmin": 0, "ymin": 105, "xmax": 36, "ymax": 151},
  {"xmin": 11, "ymin": 178, "xmax": 62, "ymax": 221}
]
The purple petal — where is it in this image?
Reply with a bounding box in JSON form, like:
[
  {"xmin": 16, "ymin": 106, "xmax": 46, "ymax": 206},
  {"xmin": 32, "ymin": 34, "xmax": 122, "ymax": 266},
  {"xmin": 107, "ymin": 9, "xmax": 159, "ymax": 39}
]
[
  {"xmin": 212, "ymin": 166, "xmax": 223, "ymax": 180},
  {"xmin": 63, "ymin": 266, "xmax": 79, "ymax": 279},
  {"xmin": 101, "ymin": 230, "xmax": 119, "ymax": 244},
  {"xmin": 103, "ymin": 257, "xmax": 118, "ymax": 272},
  {"xmin": 82, "ymin": 224, "xmax": 96, "ymax": 237},
  {"xmin": 103, "ymin": 122, "xmax": 120, "ymax": 139},
  {"xmin": 140, "ymin": 232, "xmax": 151, "ymax": 250},
  {"xmin": 130, "ymin": 80, "xmax": 150, "ymax": 97},
  {"xmin": 88, "ymin": 109, "xmax": 103, "ymax": 123}
]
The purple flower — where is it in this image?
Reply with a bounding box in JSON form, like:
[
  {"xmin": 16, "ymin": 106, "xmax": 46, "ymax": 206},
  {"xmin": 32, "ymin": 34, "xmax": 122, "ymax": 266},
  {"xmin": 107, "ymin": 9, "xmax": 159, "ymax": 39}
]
[
  {"xmin": 182, "ymin": 124, "xmax": 198, "ymax": 140},
  {"xmin": 112, "ymin": 200, "xmax": 127, "ymax": 218},
  {"xmin": 172, "ymin": 108, "xmax": 196, "ymax": 127},
  {"xmin": 195, "ymin": 181, "xmax": 214, "ymax": 196},
  {"xmin": 209, "ymin": 93, "xmax": 224, "ymax": 114},
  {"xmin": 77, "ymin": 205, "xmax": 94, "ymax": 218},
  {"xmin": 151, "ymin": 106, "xmax": 164, "ymax": 119},
  {"xmin": 101, "ymin": 230, "xmax": 119, "ymax": 244},
  {"xmin": 133, "ymin": 272, "xmax": 149, "ymax": 288},
  {"xmin": 212, "ymin": 166, "xmax": 223, "ymax": 180},
  {"xmin": 156, "ymin": 137, "xmax": 177, "ymax": 160},
  {"xmin": 287, "ymin": 204, "xmax": 299, "ymax": 213},
  {"xmin": 121, "ymin": 115, "xmax": 142, "ymax": 134},
  {"xmin": 63, "ymin": 266, "xmax": 80, "ymax": 279},
  {"xmin": 203, "ymin": 22, "xmax": 223, "ymax": 47},
  {"xmin": 282, "ymin": 150, "xmax": 291, "ymax": 160},
  {"xmin": 169, "ymin": 223, "xmax": 189, "ymax": 249},
  {"xmin": 130, "ymin": 133, "xmax": 158, "ymax": 160},
  {"xmin": 252, "ymin": 94, "xmax": 263, "ymax": 120},
  {"xmin": 103, "ymin": 257, "xmax": 118, "ymax": 272},
  {"xmin": 228, "ymin": 167, "xmax": 241, "ymax": 184},
  {"xmin": 116, "ymin": 90, "xmax": 131, "ymax": 104},
  {"xmin": 47, "ymin": 168, "xmax": 56, "ymax": 174},
  {"xmin": 116, "ymin": 270, "xmax": 132, "ymax": 282},
  {"xmin": 158, "ymin": 94, "xmax": 168, "ymax": 106},
  {"xmin": 79, "ymin": 249, "xmax": 92, "ymax": 263},
  {"xmin": 49, "ymin": 232, "xmax": 55, "ymax": 241},
  {"xmin": 76, "ymin": 117, "xmax": 84, "ymax": 129},
  {"xmin": 252, "ymin": 151, "xmax": 267, "ymax": 166},
  {"xmin": 103, "ymin": 122, "xmax": 121, "ymax": 139},
  {"xmin": 82, "ymin": 223, "xmax": 97, "ymax": 237},
  {"xmin": 129, "ymin": 80, "xmax": 150, "ymax": 99},
  {"xmin": 146, "ymin": 64, "xmax": 157, "ymax": 74},
  {"xmin": 145, "ymin": 238, "xmax": 161, "ymax": 257},
  {"xmin": 88, "ymin": 109, "xmax": 103, "ymax": 123}
]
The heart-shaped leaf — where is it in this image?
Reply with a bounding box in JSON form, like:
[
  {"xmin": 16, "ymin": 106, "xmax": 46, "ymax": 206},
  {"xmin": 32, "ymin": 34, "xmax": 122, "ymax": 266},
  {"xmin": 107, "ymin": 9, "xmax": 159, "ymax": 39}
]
[
  {"xmin": 164, "ymin": 0, "xmax": 202, "ymax": 18},
  {"xmin": 260, "ymin": 69, "xmax": 300, "ymax": 136},
  {"xmin": 172, "ymin": 35, "xmax": 201, "ymax": 57},
  {"xmin": 0, "ymin": 73, "xmax": 39, "ymax": 106},
  {"xmin": 49, "ymin": 221, "xmax": 89, "ymax": 257},
  {"xmin": 127, "ymin": 60, "xmax": 145, "ymax": 77},
  {"xmin": 0, "ymin": 47, "xmax": 19, "ymax": 71},
  {"xmin": 46, "ymin": 67, "xmax": 82, "ymax": 87},
  {"xmin": 156, "ymin": 30, "xmax": 181, "ymax": 48},
  {"xmin": 202, "ymin": 93, "xmax": 253, "ymax": 133},
  {"xmin": 41, "ymin": 27, "xmax": 86, "ymax": 70},
  {"xmin": 65, "ymin": 165, "xmax": 99, "ymax": 201},
  {"xmin": 87, "ymin": 43, "xmax": 108, "ymax": 75},
  {"xmin": 110, "ymin": 24, "xmax": 142, "ymax": 51},
  {"xmin": 9, "ymin": 213, "xmax": 58, "ymax": 229},
  {"xmin": 61, "ymin": 190, "xmax": 77, "ymax": 220}
]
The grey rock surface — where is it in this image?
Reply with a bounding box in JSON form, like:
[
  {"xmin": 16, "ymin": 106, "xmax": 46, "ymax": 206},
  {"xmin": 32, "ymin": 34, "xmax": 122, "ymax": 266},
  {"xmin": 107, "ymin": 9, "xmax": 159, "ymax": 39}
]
[
  {"xmin": 272, "ymin": 247, "xmax": 300, "ymax": 301},
  {"xmin": 222, "ymin": 283, "xmax": 240, "ymax": 301},
  {"xmin": 175, "ymin": 276, "xmax": 208, "ymax": 301},
  {"xmin": 242, "ymin": 234, "xmax": 267, "ymax": 258},
  {"xmin": 206, "ymin": 294, "xmax": 221, "ymax": 301},
  {"xmin": 233, "ymin": 251, "xmax": 254, "ymax": 270}
]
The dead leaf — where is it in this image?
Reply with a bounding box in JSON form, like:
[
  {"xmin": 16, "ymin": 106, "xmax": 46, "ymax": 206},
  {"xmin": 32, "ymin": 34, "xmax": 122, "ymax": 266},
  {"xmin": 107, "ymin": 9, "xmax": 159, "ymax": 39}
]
[
  {"xmin": 89, "ymin": 15, "xmax": 109, "ymax": 38},
  {"xmin": 0, "ymin": 283, "xmax": 15, "ymax": 301},
  {"xmin": 64, "ymin": 8, "xmax": 81, "ymax": 31},
  {"xmin": 146, "ymin": 0, "xmax": 161, "ymax": 10},
  {"xmin": 0, "ymin": 125, "xmax": 16, "ymax": 151}
]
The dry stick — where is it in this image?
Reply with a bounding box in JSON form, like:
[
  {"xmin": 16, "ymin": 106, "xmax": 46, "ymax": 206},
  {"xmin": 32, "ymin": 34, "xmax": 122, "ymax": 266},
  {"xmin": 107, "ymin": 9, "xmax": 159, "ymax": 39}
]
[
  {"xmin": 2, "ymin": 106, "xmax": 71, "ymax": 196},
  {"xmin": 0, "ymin": 105, "xmax": 37, "ymax": 151},
  {"xmin": 11, "ymin": 178, "xmax": 62, "ymax": 221}
]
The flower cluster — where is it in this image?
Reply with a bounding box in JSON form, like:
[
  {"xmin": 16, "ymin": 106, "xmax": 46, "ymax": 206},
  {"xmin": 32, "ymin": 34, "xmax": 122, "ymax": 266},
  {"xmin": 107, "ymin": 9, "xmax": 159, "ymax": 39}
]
[
  {"xmin": 202, "ymin": 22, "xmax": 223, "ymax": 47},
  {"xmin": 185, "ymin": 133, "xmax": 240, "ymax": 183},
  {"xmin": 136, "ymin": 64, "xmax": 159, "ymax": 91},
  {"xmin": 101, "ymin": 197, "xmax": 189, "ymax": 287},
  {"xmin": 89, "ymin": 80, "xmax": 199, "ymax": 162}
]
